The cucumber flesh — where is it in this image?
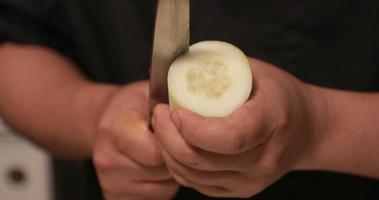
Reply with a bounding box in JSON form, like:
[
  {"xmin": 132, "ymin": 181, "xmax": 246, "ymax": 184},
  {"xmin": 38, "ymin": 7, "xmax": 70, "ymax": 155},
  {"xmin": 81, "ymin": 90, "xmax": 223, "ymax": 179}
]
[{"xmin": 168, "ymin": 41, "xmax": 253, "ymax": 117}]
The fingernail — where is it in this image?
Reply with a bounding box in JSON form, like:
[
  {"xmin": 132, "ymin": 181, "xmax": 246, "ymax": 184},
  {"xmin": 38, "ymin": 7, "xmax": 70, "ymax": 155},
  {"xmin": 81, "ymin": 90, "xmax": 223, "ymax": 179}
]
[
  {"xmin": 151, "ymin": 114, "xmax": 156, "ymax": 129},
  {"xmin": 170, "ymin": 110, "xmax": 181, "ymax": 128},
  {"xmin": 151, "ymin": 104, "xmax": 161, "ymax": 130}
]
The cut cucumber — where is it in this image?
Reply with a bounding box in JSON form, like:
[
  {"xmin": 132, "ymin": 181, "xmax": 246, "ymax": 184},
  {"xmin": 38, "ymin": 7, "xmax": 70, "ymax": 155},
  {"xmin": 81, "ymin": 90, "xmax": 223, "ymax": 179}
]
[{"xmin": 168, "ymin": 41, "xmax": 253, "ymax": 117}]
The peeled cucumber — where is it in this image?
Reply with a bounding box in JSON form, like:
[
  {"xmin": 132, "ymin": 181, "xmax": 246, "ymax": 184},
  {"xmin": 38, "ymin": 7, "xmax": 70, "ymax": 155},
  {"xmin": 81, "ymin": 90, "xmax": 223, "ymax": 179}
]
[{"xmin": 167, "ymin": 41, "xmax": 253, "ymax": 117}]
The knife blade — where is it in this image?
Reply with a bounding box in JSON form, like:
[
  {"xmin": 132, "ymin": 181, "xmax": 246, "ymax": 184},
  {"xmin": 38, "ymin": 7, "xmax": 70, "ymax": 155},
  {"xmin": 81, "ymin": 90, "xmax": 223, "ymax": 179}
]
[{"xmin": 148, "ymin": 0, "xmax": 190, "ymax": 119}]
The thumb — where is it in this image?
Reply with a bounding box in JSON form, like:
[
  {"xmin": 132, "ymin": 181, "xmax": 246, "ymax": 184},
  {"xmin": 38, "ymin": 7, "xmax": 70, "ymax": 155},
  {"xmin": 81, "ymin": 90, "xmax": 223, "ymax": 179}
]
[{"xmin": 111, "ymin": 114, "xmax": 164, "ymax": 166}]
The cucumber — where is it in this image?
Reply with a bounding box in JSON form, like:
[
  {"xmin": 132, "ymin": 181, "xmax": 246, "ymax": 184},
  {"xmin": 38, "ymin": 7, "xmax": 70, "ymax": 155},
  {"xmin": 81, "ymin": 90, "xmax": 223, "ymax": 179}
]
[{"xmin": 168, "ymin": 41, "xmax": 253, "ymax": 117}]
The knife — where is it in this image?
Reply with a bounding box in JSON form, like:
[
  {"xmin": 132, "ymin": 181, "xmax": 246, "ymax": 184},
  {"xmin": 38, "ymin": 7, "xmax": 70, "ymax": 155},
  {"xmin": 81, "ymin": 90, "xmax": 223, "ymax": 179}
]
[{"xmin": 148, "ymin": 0, "xmax": 190, "ymax": 122}]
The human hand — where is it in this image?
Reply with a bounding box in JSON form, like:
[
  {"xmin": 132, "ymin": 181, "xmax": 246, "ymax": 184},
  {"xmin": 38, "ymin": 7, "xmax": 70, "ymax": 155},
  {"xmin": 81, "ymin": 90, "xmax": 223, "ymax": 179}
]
[
  {"xmin": 93, "ymin": 81, "xmax": 179, "ymax": 200},
  {"xmin": 153, "ymin": 58, "xmax": 320, "ymax": 198}
]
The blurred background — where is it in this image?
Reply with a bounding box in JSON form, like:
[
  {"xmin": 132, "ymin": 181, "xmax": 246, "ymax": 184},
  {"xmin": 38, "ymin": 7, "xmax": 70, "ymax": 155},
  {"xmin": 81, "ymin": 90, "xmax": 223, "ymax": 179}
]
[
  {"xmin": 0, "ymin": 119, "xmax": 52, "ymax": 200},
  {"xmin": 0, "ymin": 119, "xmax": 100, "ymax": 200}
]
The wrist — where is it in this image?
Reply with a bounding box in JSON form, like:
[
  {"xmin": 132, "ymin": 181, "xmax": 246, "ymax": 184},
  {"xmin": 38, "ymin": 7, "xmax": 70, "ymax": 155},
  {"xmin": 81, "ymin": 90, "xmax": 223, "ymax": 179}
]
[
  {"xmin": 293, "ymin": 85, "xmax": 379, "ymax": 179},
  {"xmin": 293, "ymin": 83, "xmax": 332, "ymax": 171},
  {"xmin": 71, "ymin": 82, "xmax": 121, "ymax": 157}
]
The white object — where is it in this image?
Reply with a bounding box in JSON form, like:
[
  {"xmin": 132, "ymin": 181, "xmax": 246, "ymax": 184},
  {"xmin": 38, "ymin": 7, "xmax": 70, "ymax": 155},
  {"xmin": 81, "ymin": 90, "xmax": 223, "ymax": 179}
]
[
  {"xmin": 0, "ymin": 120, "xmax": 52, "ymax": 200},
  {"xmin": 168, "ymin": 41, "xmax": 253, "ymax": 117}
]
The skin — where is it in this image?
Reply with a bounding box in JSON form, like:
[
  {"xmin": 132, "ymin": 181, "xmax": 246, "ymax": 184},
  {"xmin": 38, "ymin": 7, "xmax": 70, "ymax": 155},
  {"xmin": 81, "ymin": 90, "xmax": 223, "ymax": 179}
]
[
  {"xmin": 1, "ymin": 43, "xmax": 379, "ymax": 199},
  {"xmin": 93, "ymin": 82, "xmax": 179, "ymax": 200},
  {"xmin": 0, "ymin": 43, "xmax": 178, "ymax": 200},
  {"xmin": 153, "ymin": 58, "xmax": 379, "ymax": 198}
]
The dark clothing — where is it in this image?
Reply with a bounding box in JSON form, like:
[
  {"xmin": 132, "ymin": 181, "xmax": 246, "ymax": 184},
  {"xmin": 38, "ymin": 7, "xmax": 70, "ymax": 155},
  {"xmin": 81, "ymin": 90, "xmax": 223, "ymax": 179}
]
[{"xmin": 1, "ymin": 0, "xmax": 379, "ymax": 199}]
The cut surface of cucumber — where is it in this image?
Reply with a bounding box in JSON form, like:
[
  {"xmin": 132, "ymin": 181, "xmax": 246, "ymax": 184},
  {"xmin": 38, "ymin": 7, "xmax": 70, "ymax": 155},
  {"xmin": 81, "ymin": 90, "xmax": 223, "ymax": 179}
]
[{"xmin": 168, "ymin": 41, "xmax": 252, "ymax": 117}]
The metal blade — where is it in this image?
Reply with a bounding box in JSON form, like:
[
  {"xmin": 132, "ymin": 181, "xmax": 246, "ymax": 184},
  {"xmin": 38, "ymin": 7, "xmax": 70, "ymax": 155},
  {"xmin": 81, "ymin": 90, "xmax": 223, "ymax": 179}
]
[{"xmin": 149, "ymin": 0, "xmax": 190, "ymax": 117}]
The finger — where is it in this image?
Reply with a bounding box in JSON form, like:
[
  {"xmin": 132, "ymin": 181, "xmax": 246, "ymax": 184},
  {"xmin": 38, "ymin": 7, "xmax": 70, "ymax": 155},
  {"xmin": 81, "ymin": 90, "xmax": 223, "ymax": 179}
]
[
  {"xmin": 162, "ymin": 147, "xmax": 269, "ymax": 198},
  {"xmin": 166, "ymin": 171, "xmax": 233, "ymax": 199},
  {"xmin": 165, "ymin": 152, "xmax": 272, "ymax": 199},
  {"xmin": 167, "ymin": 166, "xmax": 266, "ymax": 200},
  {"xmin": 154, "ymin": 104, "xmax": 231, "ymax": 171},
  {"xmin": 166, "ymin": 163, "xmax": 266, "ymax": 199},
  {"xmin": 106, "ymin": 112, "xmax": 164, "ymax": 166},
  {"xmin": 161, "ymin": 147, "xmax": 244, "ymax": 188},
  {"xmin": 154, "ymin": 104, "xmax": 264, "ymax": 171},
  {"xmin": 102, "ymin": 158, "xmax": 173, "ymax": 182},
  {"xmin": 170, "ymin": 99, "xmax": 271, "ymax": 155},
  {"xmin": 101, "ymin": 178, "xmax": 179, "ymax": 200},
  {"xmin": 191, "ymin": 185, "xmax": 235, "ymax": 198},
  {"xmin": 161, "ymin": 161, "xmax": 232, "ymax": 198},
  {"xmin": 94, "ymin": 129, "xmax": 172, "ymax": 182},
  {"xmin": 192, "ymin": 180, "xmax": 265, "ymax": 199}
]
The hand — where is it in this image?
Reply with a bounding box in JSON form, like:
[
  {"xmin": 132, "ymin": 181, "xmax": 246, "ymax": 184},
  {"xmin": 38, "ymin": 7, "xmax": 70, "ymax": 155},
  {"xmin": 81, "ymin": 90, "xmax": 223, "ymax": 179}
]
[
  {"xmin": 93, "ymin": 81, "xmax": 179, "ymax": 200},
  {"xmin": 153, "ymin": 58, "xmax": 319, "ymax": 198}
]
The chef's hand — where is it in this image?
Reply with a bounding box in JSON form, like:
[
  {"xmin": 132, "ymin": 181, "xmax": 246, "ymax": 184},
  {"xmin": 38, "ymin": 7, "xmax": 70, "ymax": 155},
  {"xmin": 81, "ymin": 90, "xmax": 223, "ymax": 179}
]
[
  {"xmin": 93, "ymin": 81, "xmax": 179, "ymax": 200},
  {"xmin": 153, "ymin": 58, "xmax": 320, "ymax": 198}
]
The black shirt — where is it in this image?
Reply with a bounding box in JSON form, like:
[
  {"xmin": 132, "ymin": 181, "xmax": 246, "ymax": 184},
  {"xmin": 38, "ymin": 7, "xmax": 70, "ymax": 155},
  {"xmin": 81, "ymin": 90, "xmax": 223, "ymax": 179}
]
[{"xmin": 1, "ymin": 0, "xmax": 379, "ymax": 200}]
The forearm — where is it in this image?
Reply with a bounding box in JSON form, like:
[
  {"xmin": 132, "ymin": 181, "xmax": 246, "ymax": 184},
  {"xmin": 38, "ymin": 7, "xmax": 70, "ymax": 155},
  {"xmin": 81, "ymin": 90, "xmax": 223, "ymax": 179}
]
[
  {"xmin": 0, "ymin": 43, "xmax": 119, "ymax": 158},
  {"xmin": 299, "ymin": 84, "xmax": 379, "ymax": 179}
]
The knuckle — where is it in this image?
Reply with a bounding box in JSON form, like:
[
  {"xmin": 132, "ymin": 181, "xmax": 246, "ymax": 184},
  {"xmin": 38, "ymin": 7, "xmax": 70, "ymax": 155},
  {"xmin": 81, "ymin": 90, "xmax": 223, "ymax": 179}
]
[
  {"xmin": 100, "ymin": 177, "xmax": 121, "ymax": 196},
  {"xmin": 142, "ymin": 149, "xmax": 164, "ymax": 167},
  {"xmin": 98, "ymin": 116, "xmax": 113, "ymax": 135},
  {"xmin": 227, "ymin": 127, "xmax": 247, "ymax": 154},
  {"xmin": 276, "ymin": 111, "xmax": 290, "ymax": 131},
  {"xmin": 259, "ymin": 153, "xmax": 282, "ymax": 171},
  {"xmin": 177, "ymin": 147, "xmax": 199, "ymax": 167},
  {"xmin": 172, "ymin": 172, "xmax": 191, "ymax": 187},
  {"xmin": 172, "ymin": 166, "xmax": 196, "ymax": 183},
  {"xmin": 140, "ymin": 183, "xmax": 175, "ymax": 197},
  {"xmin": 121, "ymin": 147, "xmax": 163, "ymax": 168},
  {"xmin": 93, "ymin": 150, "xmax": 115, "ymax": 173}
]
